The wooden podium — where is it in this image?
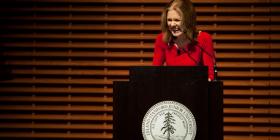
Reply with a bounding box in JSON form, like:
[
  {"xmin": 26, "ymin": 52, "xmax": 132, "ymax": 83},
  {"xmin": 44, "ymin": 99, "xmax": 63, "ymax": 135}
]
[{"xmin": 113, "ymin": 66, "xmax": 223, "ymax": 140}]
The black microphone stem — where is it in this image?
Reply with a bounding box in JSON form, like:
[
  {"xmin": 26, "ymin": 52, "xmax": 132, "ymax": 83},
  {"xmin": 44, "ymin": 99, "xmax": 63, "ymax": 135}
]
[{"xmin": 213, "ymin": 60, "xmax": 218, "ymax": 82}]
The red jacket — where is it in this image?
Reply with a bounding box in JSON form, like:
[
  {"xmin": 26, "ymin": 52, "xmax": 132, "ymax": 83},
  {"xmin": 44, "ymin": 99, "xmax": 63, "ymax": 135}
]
[{"xmin": 152, "ymin": 32, "xmax": 215, "ymax": 80}]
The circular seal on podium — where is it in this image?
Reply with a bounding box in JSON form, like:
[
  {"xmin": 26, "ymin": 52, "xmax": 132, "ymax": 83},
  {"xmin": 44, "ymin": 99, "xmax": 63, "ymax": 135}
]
[{"xmin": 142, "ymin": 101, "xmax": 196, "ymax": 140}]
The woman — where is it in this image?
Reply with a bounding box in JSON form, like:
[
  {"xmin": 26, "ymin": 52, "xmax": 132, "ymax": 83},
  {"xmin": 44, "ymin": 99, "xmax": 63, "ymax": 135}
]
[{"xmin": 153, "ymin": 0, "xmax": 216, "ymax": 81}]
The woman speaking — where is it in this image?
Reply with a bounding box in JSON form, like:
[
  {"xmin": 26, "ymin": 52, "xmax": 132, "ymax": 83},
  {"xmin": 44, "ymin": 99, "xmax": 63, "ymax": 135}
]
[{"xmin": 152, "ymin": 0, "xmax": 216, "ymax": 81}]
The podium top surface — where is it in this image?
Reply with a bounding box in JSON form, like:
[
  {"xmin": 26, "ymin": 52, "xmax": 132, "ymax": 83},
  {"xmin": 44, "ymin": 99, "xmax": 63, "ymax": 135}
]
[{"xmin": 129, "ymin": 66, "xmax": 208, "ymax": 80}]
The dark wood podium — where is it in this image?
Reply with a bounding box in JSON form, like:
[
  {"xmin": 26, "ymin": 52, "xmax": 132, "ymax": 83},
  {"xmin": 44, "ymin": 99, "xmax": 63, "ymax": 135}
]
[{"xmin": 113, "ymin": 66, "xmax": 223, "ymax": 140}]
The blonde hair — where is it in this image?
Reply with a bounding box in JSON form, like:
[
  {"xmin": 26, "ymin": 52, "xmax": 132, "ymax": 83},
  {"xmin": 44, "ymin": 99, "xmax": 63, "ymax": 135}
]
[{"xmin": 161, "ymin": 0, "xmax": 197, "ymax": 45}]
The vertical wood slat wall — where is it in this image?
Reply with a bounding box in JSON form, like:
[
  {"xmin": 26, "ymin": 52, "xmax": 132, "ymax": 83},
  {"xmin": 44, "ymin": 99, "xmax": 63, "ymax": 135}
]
[{"xmin": 0, "ymin": 0, "xmax": 279, "ymax": 139}]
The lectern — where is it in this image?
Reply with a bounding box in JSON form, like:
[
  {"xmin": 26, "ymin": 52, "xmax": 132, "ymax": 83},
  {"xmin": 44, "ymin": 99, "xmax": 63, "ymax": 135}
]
[{"xmin": 113, "ymin": 66, "xmax": 223, "ymax": 140}]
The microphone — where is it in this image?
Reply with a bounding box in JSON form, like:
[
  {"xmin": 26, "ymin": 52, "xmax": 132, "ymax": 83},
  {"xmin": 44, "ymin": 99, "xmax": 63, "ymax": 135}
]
[
  {"xmin": 169, "ymin": 33, "xmax": 218, "ymax": 81},
  {"xmin": 169, "ymin": 35, "xmax": 201, "ymax": 66},
  {"xmin": 195, "ymin": 44, "xmax": 218, "ymax": 81}
]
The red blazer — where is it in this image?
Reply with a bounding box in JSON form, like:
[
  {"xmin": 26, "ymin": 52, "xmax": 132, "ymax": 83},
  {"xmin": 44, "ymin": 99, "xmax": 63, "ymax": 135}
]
[{"xmin": 152, "ymin": 32, "xmax": 215, "ymax": 80}]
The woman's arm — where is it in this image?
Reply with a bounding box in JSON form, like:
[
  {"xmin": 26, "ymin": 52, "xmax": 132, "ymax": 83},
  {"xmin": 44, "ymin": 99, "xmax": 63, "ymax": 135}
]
[
  {"xmin": 200, "ymin": 32, "xmax": 215, "ymax": 81},
  {"xmin": 152, "ymin": 34, "xmax": 166, "ymax": 66}
]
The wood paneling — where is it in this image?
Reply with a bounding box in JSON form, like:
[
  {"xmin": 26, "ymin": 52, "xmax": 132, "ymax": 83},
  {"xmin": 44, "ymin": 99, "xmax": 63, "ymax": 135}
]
[{"xmin": 0, "ymin": 0, "xmax": 279, "ymax": 139}]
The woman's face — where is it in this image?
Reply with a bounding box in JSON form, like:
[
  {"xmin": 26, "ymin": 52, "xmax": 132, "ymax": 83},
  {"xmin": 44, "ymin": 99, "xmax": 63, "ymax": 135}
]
[{"xmin": 167, "ymin": 9, "xmax": 183, "ymax": 37}]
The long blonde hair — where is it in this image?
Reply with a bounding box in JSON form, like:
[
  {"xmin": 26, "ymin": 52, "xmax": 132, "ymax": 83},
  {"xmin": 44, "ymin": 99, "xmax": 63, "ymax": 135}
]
[{"xmin": 161, "ymin": 0, "xmax": 198, "ymax": 45}]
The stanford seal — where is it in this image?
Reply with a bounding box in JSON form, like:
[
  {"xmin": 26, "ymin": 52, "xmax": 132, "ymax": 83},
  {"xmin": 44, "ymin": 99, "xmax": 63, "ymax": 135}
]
[{"xmin": 142, "ymin": 101, "xmax": 196, "ymax": 140}]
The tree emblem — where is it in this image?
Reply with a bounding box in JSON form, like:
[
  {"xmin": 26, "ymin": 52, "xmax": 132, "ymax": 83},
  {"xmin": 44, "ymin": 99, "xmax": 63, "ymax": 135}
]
[{"xmin": 161, "ymin": 112, "xmax": 176, "ymax": 140}]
